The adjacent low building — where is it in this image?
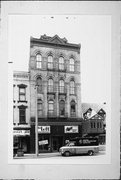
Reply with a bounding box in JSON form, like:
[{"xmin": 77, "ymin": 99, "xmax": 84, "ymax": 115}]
[{"xmin": 82, "ymin": 103, "xmax": 106, "ymax": 144}]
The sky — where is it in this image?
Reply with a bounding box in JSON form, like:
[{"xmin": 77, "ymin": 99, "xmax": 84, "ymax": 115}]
[{"xmin": 8, "ymin": 15, "xmax": 111, "ymax": 104}]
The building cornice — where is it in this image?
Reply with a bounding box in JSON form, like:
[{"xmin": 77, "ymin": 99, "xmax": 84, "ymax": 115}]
[{"xmin": 30, "ymin": 36, "xmax": 81, "ymax": 53}]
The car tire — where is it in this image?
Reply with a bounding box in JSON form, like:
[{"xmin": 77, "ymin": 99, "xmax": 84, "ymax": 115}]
[
  {"xmin": 64, "ymin": 151, "xmax": 71, "ymax": 157},
  {"xmin": 88, "ymin": 150, "xmax": 94, "ymax": 156}
]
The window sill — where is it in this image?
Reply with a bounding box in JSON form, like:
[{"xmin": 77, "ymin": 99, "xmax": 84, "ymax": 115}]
[
  {"xmin": 18, "ymin": 100, "xmax": 28, "ymax": 103},
  {"xmin": 18, "ymin": 123, "xmax": 28, "ymax": 125}
]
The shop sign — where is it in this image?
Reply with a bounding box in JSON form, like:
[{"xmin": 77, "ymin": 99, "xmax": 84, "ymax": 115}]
[
  {"xmin": 64, "ymin": 126, "xmax": 78, "ymax": 133},
  {"xmin": 13, "ymin": 130, "xmax": 30, "ymax": 136},
  {"xmin": 39, "ymin": 140, "xmax": 48, "ymax": 145},
  {"xmin": 38, "ymin": 126, "xmax": 50, "ymax": 133}
]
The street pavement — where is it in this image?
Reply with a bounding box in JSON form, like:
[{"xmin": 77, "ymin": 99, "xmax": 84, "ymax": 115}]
[{"xmin": 13, "ymin": 145, "xmax": 106, "ymax": 159}]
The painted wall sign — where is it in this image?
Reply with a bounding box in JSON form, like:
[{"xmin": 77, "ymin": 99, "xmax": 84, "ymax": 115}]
[
  {"xmin": 64, "ymin": 126, "xmax": 78, "ymax": 133},
  {"xmin": 38, "ymin": 126, "xmax": 50, "ymax": 133},
  {"xmin": 13, "ymin": 130, "xmax": 30, "ymax": 136}
]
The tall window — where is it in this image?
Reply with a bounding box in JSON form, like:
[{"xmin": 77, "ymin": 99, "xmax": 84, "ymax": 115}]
[
  {"xmin": 59, "ymin": 57, "xmax": 64, "ymax": 70},
  {"xmin": 59, "ymin": 100, "xmax": 65, "ymax": 116},
  {"xmin": 48, "ymin": 100, "xmax": 54, "ymax": 116},
  {"xmin": 70, "ymin": 80, "xmax": 75, "ymax": 94},
  {"xmin": 59, "ymin": 79, "xmax": 64, "ymax": 93},
  {"xmin": 36, "ymin": 77, "xmax": 42, "ymax": 93},
  {"xmin": 48, "ymin": 78, "xmax": 54, "ymax": 92},
  {"xmin": 36, "ymin": 54, "xmax": 42, "ymax": 69},
  {"xmin": 19, "ymin": 105, "xmax": 26, "ymax": 124},
  {"xmin": 19, "ymin": 87, "xmax": 26, "ymax": 101},
  {"xmin": 48, "ymin": 55, "xmax": 53, "ymax": 69},
  {"xmin": 70, "ymin": 100, "xmax": 76, "ymax": 117},
  {"xmin": 69, "ymin": 58, "xmax": 74, "ymax": 72},
  {"xmin": 37, "ymin": 99, "xmax": 43, "ymax": 117}
]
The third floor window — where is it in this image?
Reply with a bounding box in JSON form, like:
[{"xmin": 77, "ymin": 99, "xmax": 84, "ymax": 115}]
[
  {"xmin": 70, "ymin": 80, "xmax": 75, "ymax": 94},
  {"xmin": 48, "ymin": 78, "xmax": 54, "ymax": 92},
  {"xmin": 59, "ymin": 79, "xmax": 64, "ymax": 93}
]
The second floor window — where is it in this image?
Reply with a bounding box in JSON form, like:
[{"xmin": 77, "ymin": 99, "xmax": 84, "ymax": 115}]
[
  {"xmin": 70, "ymin": 80, "xmax": 75, "ymax": 94},
  {"xmin": 18, "ymin": 105, "xmax": 26, "ymax": 124},
  {"xmin": 59, "ymin": 100, "xmax": 65, "ymax": 116},
  {"xmin": 37, "ymin": 99, "xmax": 43, "ymax": 117},
  {"xmin": 48, "ymin": 100, "xmax": 54, "ymax": 116},
  {"xmin": 69, "ymin": 58, "xmax": 74, "ymax": 72},
  {"xmin": 70, "ymin": 100, "xmax": 76, "ymax": 117},
  {"xmin": 36, "ymin": 77, "xmax": 42, "ymax": 93},
  {"xmin": 48, "ymin": 55, "xmax": 53, "ymax": 69},
  {"xmin": 59, "ymin": 57, "xmax": 64, "ymax": 70},
  {"xmin": 19, "ymin": 87, "xmax": 26, "ymax": 101},
  {"xmin": 59, "ymin": 79, "xmax": 64, "ymax": 93},
  {"xmin": 36, "ymin": 54, "xmax": 42, "ymax": 69},
  {"xmin": 48, "ymin": 78, "xmax": 54, "ymax": 92}
]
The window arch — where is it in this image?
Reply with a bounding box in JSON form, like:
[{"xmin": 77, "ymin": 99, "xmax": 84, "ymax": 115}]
[
  {"xmin": 59, "ymin": 100, "xmax": 65, "ymax": 116},
  {"xmin": 36, "ymin": 54, "xmax": 42, "ymax": 69},
  {"xmin": 69, "ymin": 58, "xmax": 74, "ymax": 72},
  {"xmin": 70, "ymin": 100, "xmax": 76, "ymax": 117},
  {"xmin": 70, "ymin": 80, "xmax": 75, "ymax": 94},
  {"xmin": 48, "ymin": 100, "xmax": 54, "ymax": 116},
  {"xmin": 37, "ymin": 99, "xmax": 43, "ymax": 117},
  {"xmin": 59, "ymin": 79, "xmax": 64, "ymax": 93},
  {"xmin": 48, "ymin": 78, "xmax": 54, "ymax": 92},
  {"xmin": 36, "ymin": 77, "xmax": 42, "ymax": 93},
  {"xmin": 59, "ymin": 56, "xmax": 64, "ymax": 70},
  {"xmin": 48, "ymin": 55, "xmax": 53, "ymax": 69}
]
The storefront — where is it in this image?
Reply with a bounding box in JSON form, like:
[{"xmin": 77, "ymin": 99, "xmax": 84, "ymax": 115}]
[
  {"xmin": 37, "ymin": 125, "xmax": 82, "ymax": 153},
  {"xmin": 13, "ymin": 129, "xmax": 30, "ymax": 153}
]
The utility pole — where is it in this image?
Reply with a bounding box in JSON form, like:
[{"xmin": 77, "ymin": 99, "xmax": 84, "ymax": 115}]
[{"xmin": 35, "ymin": 85, "xmax": 38, "ymax": 156}]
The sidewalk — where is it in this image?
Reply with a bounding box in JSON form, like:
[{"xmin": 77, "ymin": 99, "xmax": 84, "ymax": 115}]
[{"xmin": 14, "ymin": 152, "xmax": 60, "ymax": 159}]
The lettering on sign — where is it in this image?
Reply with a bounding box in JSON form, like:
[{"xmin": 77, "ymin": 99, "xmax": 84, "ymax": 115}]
[
  {"xmin": 39, "ymin": 140, "xmax": 48, "ymax": 145},
  {"xmin": 38, "ymin": 126, "xmax": 50, "ymax": 133},
  {"xmin": 13, "ymin": 130, "xmax": 30, "ymax": 136},
  {"xmin": 64, "ymin": 126, "xmax": 78, "ymax": 133}
]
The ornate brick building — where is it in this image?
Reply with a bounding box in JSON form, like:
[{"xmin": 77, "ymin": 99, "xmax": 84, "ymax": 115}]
[{"xmin": 13, "ymin": 34, "xmax": 82, "ymax": 153}]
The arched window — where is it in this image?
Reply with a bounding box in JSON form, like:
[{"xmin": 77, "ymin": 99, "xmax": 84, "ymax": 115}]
[
  {"xmin": 48, "ymin": 55, "xmax": 53, "ymax": 69},
  {"xmin": 70, "ymin": 80, "xmax": 75, "ymax": 94},
  {"xmin": 36, "ymin": 77, "xmax": 42, "ymax": 93},
  {"xmin": 48, "ymin": 78, "xmax": 54, "ymax": 92},
  {"xmin": 48, "ymin": 100, "xmax": 54, "ymax": 116},
  {"xmin": 59, "ymin": 79, "xmax": 64, "ymax": 93},
  {"xmin": 59, "ymin": 57, "xmax": 64, "ymax": 70},
  {"xmin": 37, "ymin": 99, "xmax": 43, "ymax": 117},
  {"xmin": 59, "ymin": 100, "xmax": 65, "ymax": 116},
  {"xmin": 69, "ymin": 58, "xmax": 74, "ymax": 72},
  {"xmin": 70, "ymin": 100, "xmax": 76, "ymax": 117},
  {"xmin": 36, "ymin": 54, "xmax": 42, "ymax": 69}
]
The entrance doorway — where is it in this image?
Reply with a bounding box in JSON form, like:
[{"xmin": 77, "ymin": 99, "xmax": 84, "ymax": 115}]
[{"xmin": 52, "ymin": 136, "xmax": 63, "ymax": 151}]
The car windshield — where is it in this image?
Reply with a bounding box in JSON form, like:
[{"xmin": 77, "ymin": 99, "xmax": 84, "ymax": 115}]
[{"xmin": 66, "ymin": 141, "xmax": 76, "ymax": 146}]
